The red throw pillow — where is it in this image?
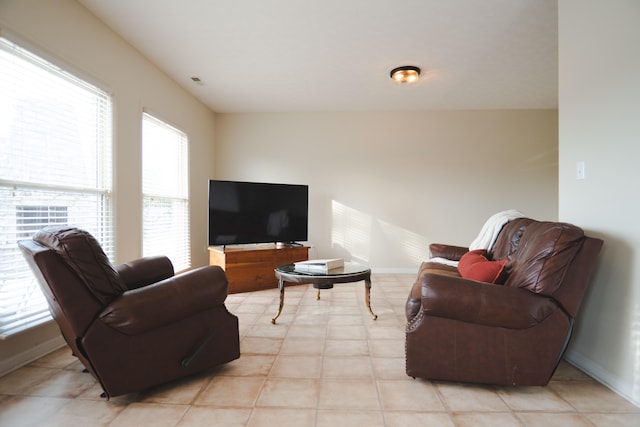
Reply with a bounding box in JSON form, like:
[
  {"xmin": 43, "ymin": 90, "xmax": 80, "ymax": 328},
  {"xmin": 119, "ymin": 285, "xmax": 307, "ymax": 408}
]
[{"xmin": 458, "ymin": 249, "xmax": 507, "ymax": 284}]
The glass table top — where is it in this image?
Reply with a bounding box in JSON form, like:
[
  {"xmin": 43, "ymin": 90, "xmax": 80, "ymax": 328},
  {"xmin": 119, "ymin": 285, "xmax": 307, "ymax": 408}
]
[{"xmin": 276, "ymin": 261, "xmax": 370, "ymax": 277}]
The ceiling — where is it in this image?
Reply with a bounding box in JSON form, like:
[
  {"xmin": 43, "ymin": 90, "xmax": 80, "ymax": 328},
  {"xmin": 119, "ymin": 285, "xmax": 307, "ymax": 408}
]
[{"xmin": 78, "ymin": 0, "xmax": 558, "ymax": 113}]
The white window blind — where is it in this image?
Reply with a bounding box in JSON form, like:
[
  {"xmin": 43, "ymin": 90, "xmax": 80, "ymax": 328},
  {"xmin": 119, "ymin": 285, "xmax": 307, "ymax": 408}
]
[
  {"xmin": 0, "ymin": 37, "xmax": 113, "ymax": 338},
  {"xmin": 142, "ymin": 113, "xmax": 190, "ymax": 272}
]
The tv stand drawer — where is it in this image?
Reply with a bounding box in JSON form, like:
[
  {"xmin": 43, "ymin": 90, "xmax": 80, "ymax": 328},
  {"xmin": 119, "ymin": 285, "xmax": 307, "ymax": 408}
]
[{"xmin": 209, "ymin": 245, "xmax": 309, "ymax": 293}]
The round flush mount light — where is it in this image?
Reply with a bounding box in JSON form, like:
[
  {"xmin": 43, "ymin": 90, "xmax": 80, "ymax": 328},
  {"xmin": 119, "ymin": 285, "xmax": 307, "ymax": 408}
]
[{"xmin": 390, "ymin": 66, "xmax": 421, "ymax": 84}]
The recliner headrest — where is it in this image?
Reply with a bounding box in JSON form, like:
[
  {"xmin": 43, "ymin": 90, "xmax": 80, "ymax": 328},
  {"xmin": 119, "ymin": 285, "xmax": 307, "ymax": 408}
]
[{"xmin": 34, "ymin": 226, "xmax": 127, "ymax": 305}]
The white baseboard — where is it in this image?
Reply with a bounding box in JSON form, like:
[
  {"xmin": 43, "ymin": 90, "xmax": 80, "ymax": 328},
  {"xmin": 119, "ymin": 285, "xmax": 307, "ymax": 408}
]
[
  {"xmin": 564, "ymin": 348, "xmax": 640, "ymax": 408},
  {"xmin": 0, "ymin": 335, "xmax": 66, "ymax": 377}
]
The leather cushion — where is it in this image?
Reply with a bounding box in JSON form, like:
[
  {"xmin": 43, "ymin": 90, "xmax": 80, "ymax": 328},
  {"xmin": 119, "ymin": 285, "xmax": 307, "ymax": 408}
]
[
  {"xmin": 458, "ymin": 249, "xmax": 507, "ymax": 283},
  {"xmin": 34, "ymin": 226, "xmax": 127, "ymax": 305},
  {"xmin": 504, "ymin": 222, "xmax": 584, "ymax": 295},
  {"xmin": 100, "ymin": 266, "xmax": 229, "ymax": 335},
  {"xmin": 489, "ymin": 218, "xmax": 534, "ymax": 262}
]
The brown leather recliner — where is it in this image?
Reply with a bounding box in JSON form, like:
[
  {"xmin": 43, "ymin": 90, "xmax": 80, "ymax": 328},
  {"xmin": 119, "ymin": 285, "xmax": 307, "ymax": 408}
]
[
  {"xmin": 405, "ymin": 218, "xmax": 603, "ymax": 386},
  {"xmin": 18, "ymin": 226, "xmax": 240, "ymax": 398}
]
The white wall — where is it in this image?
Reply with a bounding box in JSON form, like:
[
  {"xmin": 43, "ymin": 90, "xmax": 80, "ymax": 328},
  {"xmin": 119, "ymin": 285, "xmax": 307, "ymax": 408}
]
[
  {"xmin": 0, "ymin": 0, "xmax": 216, "ymax": 373},
  {"xmin": 559, "ymin": 0, "xmax": 640, "ymax": 406},
  {"xmin": 215, "ymin": 110, "xmax": 559, "ymax": 271}
]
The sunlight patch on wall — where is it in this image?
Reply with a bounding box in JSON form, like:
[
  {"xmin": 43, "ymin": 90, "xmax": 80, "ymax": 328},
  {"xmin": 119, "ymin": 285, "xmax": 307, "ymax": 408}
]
[
  {"xmin": 377, "ymin": 219, "xmax": 430, "ymax": 265},
  {"xmin": 331, "ymin": 200, "xmax": 371, "ymax": 263}
]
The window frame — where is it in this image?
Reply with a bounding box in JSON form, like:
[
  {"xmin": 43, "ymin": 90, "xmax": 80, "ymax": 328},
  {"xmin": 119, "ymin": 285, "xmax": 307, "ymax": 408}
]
[
  {"xmin": 0, "ymin": 36, "xmax": 114, "ymax": 338},
  {"xmin": 141, "ymin": 112, "xmax": 191, "ymax": 272}
]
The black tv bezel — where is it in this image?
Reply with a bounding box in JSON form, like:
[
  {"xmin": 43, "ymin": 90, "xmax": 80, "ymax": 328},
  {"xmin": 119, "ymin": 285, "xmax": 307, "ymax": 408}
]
[{"xmin": 208, "ymin": 179, "xmax": 309, "ymax": 247}]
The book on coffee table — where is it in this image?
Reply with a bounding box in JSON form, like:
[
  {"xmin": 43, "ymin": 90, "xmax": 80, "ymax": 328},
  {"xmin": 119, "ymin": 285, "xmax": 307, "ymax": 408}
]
[{"xmin": 294, "ymin": 258, "xmax": 344, "ymax": 272}]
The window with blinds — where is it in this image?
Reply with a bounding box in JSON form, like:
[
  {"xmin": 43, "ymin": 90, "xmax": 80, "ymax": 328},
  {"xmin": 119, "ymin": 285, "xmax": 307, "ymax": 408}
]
[
  {"xmin": 142, "ymin": 113, "xmax": 190, "ymax": 272},
  {"xmin": 0, "ymin": 37, "xmax": 113, "ymax": 338}
]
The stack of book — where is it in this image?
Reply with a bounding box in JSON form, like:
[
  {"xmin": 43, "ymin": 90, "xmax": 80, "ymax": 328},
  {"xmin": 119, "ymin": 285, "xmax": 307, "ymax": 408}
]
[{"xmin": 293, "ymin": 258, "xmax": 344, "ymax": 273}]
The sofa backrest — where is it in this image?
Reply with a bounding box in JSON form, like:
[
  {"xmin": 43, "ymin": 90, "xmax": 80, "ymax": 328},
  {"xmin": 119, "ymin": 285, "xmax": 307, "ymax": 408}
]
[
  {"xmin": 33, "ymin": 226, "xmax": 127, "ymax": 305},
  {"xmin": 490, "ymin": 217, "xmax": 535, "ymax": 262},
  {"xmin": 503, "ymin": 221, "xmax": 585, "ymax": 294},
  {"xmin": 18, "ymin": 238, "xmax": 104, "ymax": 344},
  {"xmin": 489, "ymin": 218, "xmax": 603, "ymax": 318}
]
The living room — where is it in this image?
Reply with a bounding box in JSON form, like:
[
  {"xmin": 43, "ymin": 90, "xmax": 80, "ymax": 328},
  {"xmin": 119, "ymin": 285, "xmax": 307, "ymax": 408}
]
[{"xmin": 0, "ymin": 0, "xmax": 638, "ymax": 424}]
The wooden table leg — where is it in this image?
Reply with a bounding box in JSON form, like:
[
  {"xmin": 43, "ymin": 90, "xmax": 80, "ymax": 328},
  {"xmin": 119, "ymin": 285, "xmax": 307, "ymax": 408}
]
[
  {"xmin": 364, "ymin": 277, "xmax": 378, "ymax": 320},
  {"xmin": 271, "ymin": 278, "xmax": 286, "ymax": 324}
]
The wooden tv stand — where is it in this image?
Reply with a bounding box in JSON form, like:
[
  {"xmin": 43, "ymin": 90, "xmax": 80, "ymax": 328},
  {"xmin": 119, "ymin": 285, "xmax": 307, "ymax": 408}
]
[{"xmin": 209, "ymin": 244, "xmax": 309, "ymax": 293}]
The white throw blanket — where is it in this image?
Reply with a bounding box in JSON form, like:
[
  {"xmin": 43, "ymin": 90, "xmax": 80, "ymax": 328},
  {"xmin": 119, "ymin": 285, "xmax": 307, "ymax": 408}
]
[
  {"xmin": 468, "ymin": 209, "xmax": 525, "ymax": 252},
  {"xmin": 429, "ymin": 209, "xmax": 525, "ymax": 267}
]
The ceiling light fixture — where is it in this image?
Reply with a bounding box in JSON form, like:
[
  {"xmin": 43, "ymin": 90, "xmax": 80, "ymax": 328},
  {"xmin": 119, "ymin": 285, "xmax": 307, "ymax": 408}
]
[{"xmin": 390, "ymin": 66, "xmax": 421, "ymax": 84}]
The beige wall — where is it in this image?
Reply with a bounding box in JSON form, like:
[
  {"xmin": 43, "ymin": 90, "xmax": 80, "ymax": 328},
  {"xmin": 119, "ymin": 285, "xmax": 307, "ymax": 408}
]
[
  {"xmin": 559, "ymin": 0, "xmax": 640, "ymax": 406},
  {"xmin": 215, "ymin": 110, "xmax": 559, "ymax": 271},
  {"xmin": 0, "ymin": 0, "xmax": 216, "ymax": 373}
]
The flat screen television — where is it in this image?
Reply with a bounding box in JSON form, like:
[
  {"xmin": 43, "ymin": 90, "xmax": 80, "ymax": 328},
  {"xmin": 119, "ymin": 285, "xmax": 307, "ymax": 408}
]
[{"xmin": 208, "ymin": 180, "xmax": 308, "ymax": 246}]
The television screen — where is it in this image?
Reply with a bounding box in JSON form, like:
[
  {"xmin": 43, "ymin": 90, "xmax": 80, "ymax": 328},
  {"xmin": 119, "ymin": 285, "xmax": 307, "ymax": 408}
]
[{"xmin": 208, "ymin": 180, "xmax": 308, "ymax": 246}]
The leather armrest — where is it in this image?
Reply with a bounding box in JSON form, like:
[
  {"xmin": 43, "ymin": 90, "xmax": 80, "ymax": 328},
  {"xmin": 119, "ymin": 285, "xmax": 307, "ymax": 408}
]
[
  {"xmin": 429, "ymin": 243, "xmax": 468, "ymax": 261},
  {"xmin": 420, "ymin": 273, "xmax": 558, "ymax": 329},
  {"xmin": 99, "ymin": 265, "xmax": 229, "ymax": 335},
  {"xmin": 116, "ymin": 256, "xmax": 174, "ymax": 290}
]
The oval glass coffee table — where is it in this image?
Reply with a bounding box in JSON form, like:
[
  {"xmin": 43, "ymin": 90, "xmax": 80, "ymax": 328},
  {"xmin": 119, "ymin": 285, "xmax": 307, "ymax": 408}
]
[{"xmin": 271, "ymin": 262, "xmax": 378, "ymax": 324}]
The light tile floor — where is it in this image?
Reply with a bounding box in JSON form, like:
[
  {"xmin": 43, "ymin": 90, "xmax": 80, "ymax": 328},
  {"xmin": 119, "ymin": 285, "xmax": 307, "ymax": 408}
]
[{"xmin": 1, "ymin": 273, "xmax": 638, "ymax": 426}]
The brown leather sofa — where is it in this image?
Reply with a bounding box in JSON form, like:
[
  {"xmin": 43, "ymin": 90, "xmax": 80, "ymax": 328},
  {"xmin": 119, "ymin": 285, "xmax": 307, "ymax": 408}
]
[
  {"xmin": 18, "ymin": 226, "xmax": 240, "ymax": 398},
  {"xmin": 405, "ymin": 218, "xmax": 603, "ymax": 386}
]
